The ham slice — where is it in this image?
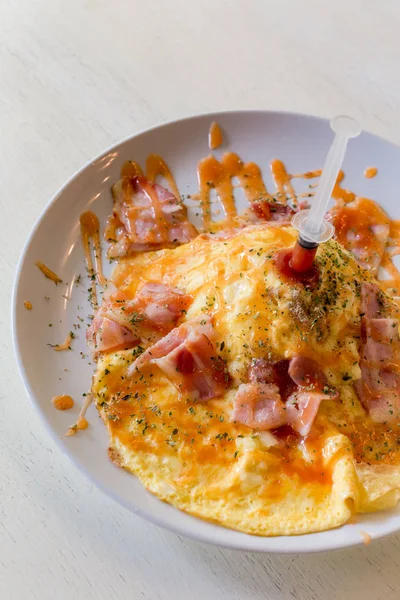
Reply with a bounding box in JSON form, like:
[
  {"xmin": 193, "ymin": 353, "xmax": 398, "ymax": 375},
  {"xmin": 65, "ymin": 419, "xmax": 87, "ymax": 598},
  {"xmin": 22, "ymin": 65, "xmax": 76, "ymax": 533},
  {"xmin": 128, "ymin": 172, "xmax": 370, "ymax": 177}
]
[
  {"xmin": 231, "ymin": 383, "xmax": 287, "ymax": 430},
  {"xmin": 249, "ymin": 358, "xmax": 297, "ymax": 401},
  {"xmin": 361, "ymin": 282, "xmax": 389, "ymax": 319},
  {"xmin": 250, "ymin": 200, "xmax": 295, "ymax": 223},
  {"xmin": 106, "ymin": 176, "xmax": 197, "ymax": 258},
  {"xmin": 236, "ymin": 356, "xmax": 337, "ymax": 435},
  {"xmin": 355, "ymin": 365, "xmax": 400, "ymax": 422},
  {"xmin": 285, "ymin": 391, "xmax": 325, "ymax": 437},
  {"xmin": 248, "ymin": 358, "xmax": 275, "ymax": 384},
  {"xmin": 87, "ymin": 282, "xmax": 192, "ymax": 353},
  {"xmin": 328, "ymin": 198, "xmax": 390, "ymax": 273},
  {"xmin": 355, "ymin": 282, "xmax": 400, "ymax": 422},
  {"xmin": 362, "ymin": 318, "xmax": 399, "ymax": 364},
  {"xmin": 128, "ymin": 316, "xmax": 231, "ymax": 400},
  {"xmin": 86, "ymin": 311, "xmax": 139, "ymax": 353},
  {"xmin": 288, "ymin": 356, "xmax": 334, "ymax": 394},
  {"xmin": 129, "ymin": 316, "xmax": 212, "ymax": 369},
  {"xmin": 128, "ymin": 282, "xmax": 191, "ymax": 331},
  {"xmin": 285, "ymin": 357, "xmax": 338, "ymax": 435}
]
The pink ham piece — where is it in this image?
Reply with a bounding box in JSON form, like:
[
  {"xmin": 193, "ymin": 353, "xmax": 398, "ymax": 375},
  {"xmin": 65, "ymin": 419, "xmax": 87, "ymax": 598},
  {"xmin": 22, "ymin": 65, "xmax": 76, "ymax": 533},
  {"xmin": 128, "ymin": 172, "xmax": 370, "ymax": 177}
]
[
  {"xmin": 249, "ymin": 358, "xmax": 297, "ymax": 401},
  {"xmin": 87, "ymin": 282, "xmax": 192, "ymax": 353},
  {"xmin": 248, "ymin": 358, "xmax": 275, "ymax": 384},
  {"xmin": 355, "ymin": 283, "xmax": 400, "ymax": 422},
  {"xmin": 128, "ymin": 316, "xmax": 231, "ymax": 400},
  {"xmin": 240, "ymin": 356, "xmax": 338, "ymax": 435},
  {"xmin": 129, "ymin": 316, "xmax": 213, "ymax": 371},
  {"xmin": 361, "ymin": 282, "xmax": 389, "ymax": 319},
  {"xmin": 328, "ymin": 198, "xmax": 390, "ymax": 273},
  {"xmin": 362, "ymin": 318, "xmax": 399, "ymax": 364},
  {"xmin": 345, "ymin": 229, "xmax": 389, "ymax": 272},
  {"xmin": 288, "ymin": 356, "xmax": 334, "ymax": 393},
  {"xmin": 231, "ymin": 382, "xmax": 287, "ymax": 430},
  {"xmin": 106, "ymin": 176, "xmax": 197, "ymax": 258},
  {"xmin": 285, "ymin": 392, "xmax": 325, "ymax": 437},
  {"xmin": 285, "ymin": 356, "xmax": 338, "ymax": 435},
  {"xmin": 250, "ymin": 200, "xmax": 295, "ymax": 223},
  {"xmin": 132, "ymin": 283, "xmax": 191, "ymax": 330},
  {"xmin": 86, "ymin": 311, "xmax": 139, "ymax": 353},
  {"xmin": 355, "ymin": 365, "xmax": 400, "ymax": 423}
]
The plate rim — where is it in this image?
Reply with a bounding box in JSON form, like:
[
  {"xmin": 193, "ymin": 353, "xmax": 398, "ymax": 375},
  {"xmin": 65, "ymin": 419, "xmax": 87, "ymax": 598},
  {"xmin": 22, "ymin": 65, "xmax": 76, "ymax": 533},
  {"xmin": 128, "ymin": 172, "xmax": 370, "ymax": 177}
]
[{"xmin": 11, "ymin": 108, "xmax": 400, "ymax": 553}]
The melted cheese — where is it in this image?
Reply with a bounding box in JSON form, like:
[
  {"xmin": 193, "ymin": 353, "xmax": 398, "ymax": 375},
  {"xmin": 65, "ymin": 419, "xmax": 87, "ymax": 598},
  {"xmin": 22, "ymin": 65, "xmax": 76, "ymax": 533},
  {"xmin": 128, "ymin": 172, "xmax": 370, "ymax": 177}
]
[
  {"xmin": 36, "ymin": 261, "xmax": 62, "ymax": 284},
  {"xmin": 90, "ymin": 226, "xmax": 400, "ymax": 535}
]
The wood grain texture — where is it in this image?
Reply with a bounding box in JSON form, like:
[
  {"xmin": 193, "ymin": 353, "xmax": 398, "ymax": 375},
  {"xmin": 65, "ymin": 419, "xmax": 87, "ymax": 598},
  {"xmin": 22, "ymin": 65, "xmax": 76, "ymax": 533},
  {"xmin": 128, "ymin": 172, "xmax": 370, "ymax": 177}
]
[{"xmin": 2, "ymin": 0, "xmax": 400, "ymax": 597}]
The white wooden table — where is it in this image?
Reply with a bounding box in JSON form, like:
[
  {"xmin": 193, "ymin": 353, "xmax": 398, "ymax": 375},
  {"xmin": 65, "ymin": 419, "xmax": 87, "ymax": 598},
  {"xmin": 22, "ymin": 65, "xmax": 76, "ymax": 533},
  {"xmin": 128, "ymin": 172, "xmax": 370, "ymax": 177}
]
[{"xmin": 2, "ymin": 0, "xmax": 400, "ymax": 597}]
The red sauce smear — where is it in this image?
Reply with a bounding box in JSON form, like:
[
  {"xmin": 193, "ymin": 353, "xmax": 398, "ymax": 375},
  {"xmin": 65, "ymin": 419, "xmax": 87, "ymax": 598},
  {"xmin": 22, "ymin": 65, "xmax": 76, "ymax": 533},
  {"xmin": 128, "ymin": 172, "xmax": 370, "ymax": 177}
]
[
  {"xmin": 290, "ymin": 241, "xmax": 318, "ymax": 273},
  {"xmin": 274, "ymin": 248, "xmax": 320, "ymax": 288}
]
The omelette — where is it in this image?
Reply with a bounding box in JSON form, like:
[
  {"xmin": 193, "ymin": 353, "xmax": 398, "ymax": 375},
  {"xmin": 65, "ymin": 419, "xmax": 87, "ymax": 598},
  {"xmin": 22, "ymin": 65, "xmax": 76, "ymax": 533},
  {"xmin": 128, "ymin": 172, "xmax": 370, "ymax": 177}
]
[{"xmin": 85, "ymin": 161, "xmax": 400, "ymax": 536}]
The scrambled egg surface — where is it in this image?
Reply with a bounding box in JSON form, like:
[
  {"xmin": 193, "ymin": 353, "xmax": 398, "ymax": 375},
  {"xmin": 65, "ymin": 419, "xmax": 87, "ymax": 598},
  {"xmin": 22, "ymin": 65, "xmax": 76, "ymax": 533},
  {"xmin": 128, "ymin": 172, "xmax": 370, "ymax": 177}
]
[{"xmin": 92, "ymin": 225, "xmax": 400, "ymax": 535}]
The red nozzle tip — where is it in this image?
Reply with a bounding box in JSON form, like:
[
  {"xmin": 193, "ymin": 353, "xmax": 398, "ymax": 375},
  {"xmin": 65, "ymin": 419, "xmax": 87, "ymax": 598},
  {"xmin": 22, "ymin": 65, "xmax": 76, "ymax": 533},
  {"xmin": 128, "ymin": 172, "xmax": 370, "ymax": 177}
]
[{"xmin": 290, "ymin": 240, "xmax": 318, "ymax": 273}]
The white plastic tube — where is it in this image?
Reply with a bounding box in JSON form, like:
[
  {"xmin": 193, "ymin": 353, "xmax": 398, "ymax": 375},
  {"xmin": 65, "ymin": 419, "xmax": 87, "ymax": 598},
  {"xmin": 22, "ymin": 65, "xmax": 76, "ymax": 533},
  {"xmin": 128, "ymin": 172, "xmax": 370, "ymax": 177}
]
[{"xmin": 292, "ymin": 115, "xmax": 361, "ymax": 244}]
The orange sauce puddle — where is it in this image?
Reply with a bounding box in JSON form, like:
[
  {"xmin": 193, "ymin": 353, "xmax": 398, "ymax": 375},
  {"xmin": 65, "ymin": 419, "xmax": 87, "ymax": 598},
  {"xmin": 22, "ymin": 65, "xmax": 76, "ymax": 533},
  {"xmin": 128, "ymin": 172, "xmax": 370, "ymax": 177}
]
[
  {"xmin": 196, "ymin": 152, "xmax": 272, "ymax": 228},
  {"xmin": 80, "ymin": 211, "xmax": 106, "ymax": 308},
  {"xmin": 360, "ymin": 531, "xmax": 372, "ymax": 546},
  {"xmin": 331, "ymin": 171, "xmax": 356, "ymax": 204},
  {"xmin": 364, "ymin": 167, "xmax": 378, "ymax": 179},
  {"xmin": 229, "ymin": 156, "xmax": 272, "ymax": 203},
  {"xmin": 120, "ymin": 160, "xmax": 143, "ymax": 178},
  {"xmin": 209, "ymin": 121, "xmax": 223, "ymax": 150},
  {"xmin": 293, "ymin": 169, "xmax": 355, "ymax": 203},
  {"xmin": 50, "ymin": 330, "xmax": 74, "ymax": 351},
  {"xmin": 65, "ymin": 394, "xmax": 92, "ymax": 436},
  {"xmin": 270, "ymin": 159, "xmax": 297, "ymax": 206},
  {"xmin": 36, "ymin": 261, "xmax": 62, "ymax": 284},
  {"xmin": 146, "ymin": 154, "xmax": 180, "ymax": 200},
  {"xmin": 52, "ymin": 395, "xmax": 74, "ymax": 411}
]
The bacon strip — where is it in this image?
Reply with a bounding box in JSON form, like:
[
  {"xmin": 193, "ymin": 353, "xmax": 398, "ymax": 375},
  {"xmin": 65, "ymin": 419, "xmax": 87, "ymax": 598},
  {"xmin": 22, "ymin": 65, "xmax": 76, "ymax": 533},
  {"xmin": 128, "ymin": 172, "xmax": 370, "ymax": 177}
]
[
  {"xmin": 248, "ymin": 358, "xmax": 275, "ymax": 384},
  {"xmin": 106, "ymin": 176, "xmax": 197, "ymax": 258},
  {"xmin": 231, "ymin": 383, "xmax": 287, "ymax": 430},
  {"xmin": 233, "ymin": 356, "xmax": 337, "ymax": 435},
  {"xmin": 285, "ymin": 391, "xmax": 325, "ymax": 437},
  {"xmin": 87, "ymin": 312, "xmax": 139, "ymax": 353},
  {"xmin": 355, "ymin": 284, "xmax": 400, "ymax": 422},
  {"xmin": 328, "ymin": 198, "xmax": 390, "ymax": 273},
  {"xmin": 288, "ymin": 356, "xmax": 333, "ymax": 393},
  {"xmin": 285, "ymin": 356, "xmax": 338, "ymax": 435},
  {"xmin": 250, "ymin": 200, "xmax": 295, "ymax": 223},
  {"xmin": 87, "ymin": 282, "xmax": 192, "ymax": 353},
  {"xmin": 133, "ymin": 283, "xmax": 191, "ymax": 330},
  {"xmin": 128, "ymin": 316, "xmax": 230, "ymax": 400},
  {"xmin": 361, "ymin": 282, "xmax": 390, "ymax": 319}
]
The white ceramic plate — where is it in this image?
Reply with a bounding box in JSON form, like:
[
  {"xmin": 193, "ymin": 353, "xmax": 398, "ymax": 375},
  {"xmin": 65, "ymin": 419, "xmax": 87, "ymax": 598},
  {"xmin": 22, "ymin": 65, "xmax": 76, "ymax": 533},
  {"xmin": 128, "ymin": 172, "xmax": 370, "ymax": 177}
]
[{"xmin": 12, "ymin": 111, "xmax": 400, "ymax": 553}]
